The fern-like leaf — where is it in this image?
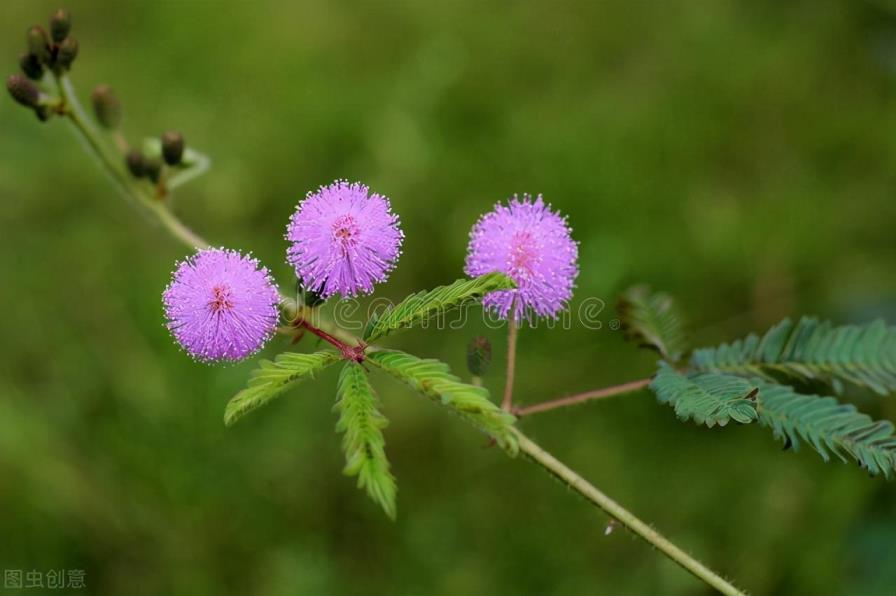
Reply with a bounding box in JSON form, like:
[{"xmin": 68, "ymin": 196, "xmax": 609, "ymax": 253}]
[
  {"xmin": 335, "ymin": 361, "xmax": 397, "ymax": 518},
  {"xmin": 755, "ymin": 380, "xmax": 896, "ymax": 477},
  {"xmin": 650, "ymin": 363, "xmax": 759, "ymax": 427},
  {"xmin": 363, "ymin": 273, "xmax": 515, "ymax": 342},
  {"xmin": 691, "ymin": 317, "xmax": 896, "ymax": 396},
  {"xmin": 617, "ymin": 285, "xmax": 687, "ymax": 362},
  {"xmin": 224, "ymin": 350, "xmax": 340, "ymax": 426},
  {"xmin": 366, "ymin": 349, "xmax": 518, "ymax": 454}
]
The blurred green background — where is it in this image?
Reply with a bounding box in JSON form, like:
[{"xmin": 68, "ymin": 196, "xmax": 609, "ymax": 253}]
[{"xmin": 3, "ymin": 1, "xmax": 896, "ymax": 594}]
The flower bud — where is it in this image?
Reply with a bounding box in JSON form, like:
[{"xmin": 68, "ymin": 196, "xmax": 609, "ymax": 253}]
[
  {"xmin": 19, "ymin": 53, "xmax": 44, "ymax": 81},
  {"xmin": 26, "ymin": 26, "xmax": 51, "ymax": 65},
  {"xmin": 91, "ymin": 84, "xmax": 121, "ymax": 129},
  {"xmin": 6, "ymin": 74, "xmax": 40, "ymax": 108},
  {"xmin": 144, "ymin": 157, "xmax": 163, "ymax": 183},
  {"xmin": 49, "ymin": 9, "xmax": 72, "ymax": 43},
  {"xmin": 125, "ymin": 149, "xmax": 146, "ymax": 178},
  {"xmin": 161, "ymin": 131, "xmax": 185, "ymax": 165},
  {"xmin": 466, "ymin": 336, "xmax": 492, "ymax": 377},
  {"xmin": 56, "ymin": 37, "xmax": 79, "ymax": 70}
]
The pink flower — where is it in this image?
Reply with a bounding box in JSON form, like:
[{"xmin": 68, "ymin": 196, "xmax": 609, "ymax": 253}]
[
  {"xmin": 286, "ymin": 181, "xmax": 403, "ymax": 299},
  {"xmin": 465, "ymin": 195, "xmax": 578, "ymax": 322},
  {"xmin": 163, "ymin": 248, "xmax": 280, "ymax": 362}
]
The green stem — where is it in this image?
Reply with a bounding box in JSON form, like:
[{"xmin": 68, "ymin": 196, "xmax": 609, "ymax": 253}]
[
  {"xmin": 145, "ymin": 200, "xmax": 211, "ymax": 249},
  {"xmin": 514, "ymin": 429, "xmax": 745, "ymax": 595}
]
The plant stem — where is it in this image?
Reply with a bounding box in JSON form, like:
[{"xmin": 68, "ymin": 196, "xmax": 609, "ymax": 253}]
[
  {"xmin": 514, "ymin": 377, "xmax": 653, "ymax": 417},
  {"xmin": 298, "ymin": 319, "xmax": 365, "ymax": 361},
  {"xmin": 145, "ymin": 199, "xmax": 210, "ymax": 249},
  {"xmin": 501, "ymin": 320, "xmax": 518, "ymax": 411},
  {"xmin": 514, "ymin": 429, "xmax": 744, "ymax": 595}
]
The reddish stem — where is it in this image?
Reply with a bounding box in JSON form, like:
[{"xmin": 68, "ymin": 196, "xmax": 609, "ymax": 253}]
[
  {"xmin": 298, "ymin": 319, "xmax": 365, "ymax": 362},
  {"xmin": 513, "ymin": 377, "xmax": 652, "ymax": 417},
  {"xmin": 501, "ymin": 320, "xmax": 519, "ymax": 411}
]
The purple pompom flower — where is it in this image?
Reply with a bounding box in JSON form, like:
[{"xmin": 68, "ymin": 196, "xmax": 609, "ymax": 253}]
[
  {"xmin": 465, "ymin": 195, "xmax": 578, "ymax": 322},
  {"xmin": 163, "ymin": 248, "xmax": 281, "ymax": 362},
  {"xmin": 286, "ymin": 181, "xmax": 403, "ymax": 299}
]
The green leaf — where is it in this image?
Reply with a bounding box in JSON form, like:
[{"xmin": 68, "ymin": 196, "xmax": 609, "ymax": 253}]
[
  {"xmin": 363, "ymin": 273, "xmax": 516, "ymax": 342},
  {"xmin": 224, "ymin": 350, "xmax": 340, "ymax": 426},
  {"xmin": 617, "ymin": 285, "xmax": 688, "ymax": 362},
  {"xmin": 650, "ymin": 363, "xmax": 759, "ymax": 427},
  {"xmin": 755, "ymin": 380, "xmax": 896, "ymax": 477},
  {"xmin": 690, "ymin": 317, "xmax": 896, "ymax": 396},
  {"xmin": 366, "ymin": 350, "xmax": 518, "ymax": 455},
  {"xmin": 335, "ymin": 361, "xmax": 397, "ymax": 519}
]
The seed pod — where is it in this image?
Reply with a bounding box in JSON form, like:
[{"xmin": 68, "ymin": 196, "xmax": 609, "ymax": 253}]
[
  {"xmin": 125, "ymin": 149, "xmax": 146, "ymax": 178},
  {"xmin": 19, "ymin": 53, "xmax": 44, "ymax": 81},
  {"xmin": 161, "ymin": 131, "xmax": 185, "ymax": 165},
  {"xmin": 466, "ymin": 336, "xmax": 492, "ymax": 377},
  {"xmin": 26, "ymin": 26, "xmax": 51, "ymax": 65},
  {"xmin": 49, "ymin": 9, "xmax": 72, "ymax": 43},
  {"xmin": 56, "ymin": 37, "xmax": 79, "ymax": 70},
  {"xmin": 144, "ymin": 157, "xmax": 163, "ymax": 183},
  {"xmin": 6, "ymin": 74, "xmax": 40, "ymax": 108},
  {"xmin": 91, "ymin": 84, "xmax": 121, "ymax": 129}
]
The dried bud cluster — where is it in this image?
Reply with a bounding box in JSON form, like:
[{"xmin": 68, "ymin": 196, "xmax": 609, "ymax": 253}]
[
  {"xmin": 7, "ymin": 9, "xmax": 81, "ymax": 121},
  {"xmin": 124, "ymin": 131, "xmax": 187, "ymax": 187},
  {"xmin": 9, "ymin": 8, "xmax": 194, "ymax": 192},
  {"xmin": 125, "ymin": 150, "xmax": 162, "ymax": 183},
  {"xmin": 22, "ymin": 9, "xmax": 79, "ymax": 74}
]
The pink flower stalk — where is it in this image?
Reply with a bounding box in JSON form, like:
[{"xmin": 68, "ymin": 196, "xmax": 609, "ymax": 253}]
[
  {"xmin": 465, "ymin": 195, "xmax": 578, "ymax": 322},
  {"xmin": 286, "ymin": 181, "xmax": 403, "ymax": 299},
  {"xmin": 163, "ymin": 248, "xmax": 280, "ymax": 362}
]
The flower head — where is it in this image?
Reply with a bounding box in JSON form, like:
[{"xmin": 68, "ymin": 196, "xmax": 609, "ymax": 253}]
[
  {"xmin": 163, "ymin": 248, "xmax": 280, "ymax": 362},
  {"xmin": 286, "ymin": 181, "xmax": 403, "ymax": 299},
  {"xmin": 465, "ymin": 195, "xmax": 578, "ymax": 322}
]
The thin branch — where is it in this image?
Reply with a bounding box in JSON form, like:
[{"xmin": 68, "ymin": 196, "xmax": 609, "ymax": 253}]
[
  {"xmin": 514, "ymin": 377, "xmax": 652, "ymax": 417},
  {"xmin": 298, "ymin": 319, "xmax": 365, "ymax": 362},
  {"xmin": 501, "ymin": 319, "xmax": 518, "ymax": 411},
  {"xmin": 514, "ymin": 429, "xmax": 745, "ymax": 595}
]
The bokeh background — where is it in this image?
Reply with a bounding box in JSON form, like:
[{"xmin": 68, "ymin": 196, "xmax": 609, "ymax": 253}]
[{"xmin": 3, "ymin": 1, "xmax": 896, "ymax": 594}]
